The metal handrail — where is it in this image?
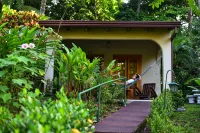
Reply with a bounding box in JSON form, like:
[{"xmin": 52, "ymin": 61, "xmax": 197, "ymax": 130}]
[{"xmin": 78, "ymin": 76, "xmax": 138, "ymax": 122}]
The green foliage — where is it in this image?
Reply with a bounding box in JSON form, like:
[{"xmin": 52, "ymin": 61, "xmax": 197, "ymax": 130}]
[
  {"xmin": 151, "ymin": 91, "xmax": 174, "ymax": 116},
  {"xmin": 1, "ymin": 88, "xmax": 95, "ymax": 133},
  {"xmin": 0, "ymin": 50, "xmax": 44, "ymax": 88},
  {"xmin": 56, "ymin": 44, "xmax": 100, "ymax": 94},
  {"xmin": 2, "ymin": 0, "xmax": 41, "ymax": 13},
  {"xmin": 116, "ymin": 0, "xmax": 189, "ymax": 21},
  {"xmin": 174, "ymin": 20, "xmax": 200, "ymax": 96},
  {"xmin": 149, "ymin": 0, "xmax": 200, "ymax": 17},
  {"xmin": 0, "ymin": 106, "xmax": 13, "ymax": 132},
  {"xmin": 170, "ymin": 104, "xmax": 200, "ymax": 133},
  {"xmin": 85, "ymin": 98, "xmax": 98, "ymax": 121},
  {"xmin": 148, "ymin": 91, "xmax": 184, "ymax": 133},
  {"xmin": 149, "ymin": 0, "xmax": 164, "ymax": 9},
  {"xmin": 57, "ymin": 44, "xmax": 120, "ymax": 96},
  {"xmin": 186, "ymin": 0, "xmax": 200, "ymax": 16},
  {"xmin": 101, "ymin": 84, "xmax": 124, "ymax": 104},
  {"xmin": 46, "ymin": 0, "xmax": 121, "ymax": 20},
  {"xmin": 0, "ymin": 21, "xmax": 61, "ymax": 110},
  {"xmin": 1, "ymin": 5, "xmax": 47, "ymax": 28},
  {"xmin": 171, "ymin": 90, "xmax": 185, "ymax": 108}
]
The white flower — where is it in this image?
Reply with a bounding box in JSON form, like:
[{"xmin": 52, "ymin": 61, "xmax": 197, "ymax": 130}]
[
  {"xmin": 21, "ymin": 43, "xmax": 29, "ymax": 49},
  {"xmin": 29, "ymin": 43, "xmax": 35, "ymax": 49}
]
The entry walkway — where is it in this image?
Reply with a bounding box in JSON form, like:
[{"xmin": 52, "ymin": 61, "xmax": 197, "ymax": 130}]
[{"xmin": 95, "ymin": 101, "xmax": 151, "ymax": 133}]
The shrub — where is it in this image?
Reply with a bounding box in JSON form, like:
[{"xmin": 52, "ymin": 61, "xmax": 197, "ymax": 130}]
[
  {"xmin": 1, "ymin": 88, "xmax": 94, "ymax": 133},
  {"xmin": 56, "ymin": 44, "xmax": 101, "ymax": 95},
  {"xmin": 1, "ymin": 5, "xmax": 47, "ymax": 28},
  {"xmin": 0, "ymin": 25, "xmax": 61, "ymax": 110},
  {"xmin": 171, "ymin": 90, "xmax": 185, "ymax": 109},
  {"xmin": 148, "ymin": 91, "xmax": 184, "ymax": 133}
]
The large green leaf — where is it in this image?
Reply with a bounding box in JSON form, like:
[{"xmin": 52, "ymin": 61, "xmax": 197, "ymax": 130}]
[
  {"xmin": 13, "ymin": 102, "xmax": 20, "ymax": 108},
  {"xmin": 23, "ymin": 67, "xmax": 38, "ymax": 75},
  {"xmin": 35, "ymin": 89, "xmax": 40, "ymax": 96},
  {"xmin": 0, "ymin": 93, "xmax": 11, "ymax": 103},
  {"xmin": 0, "ymin": 71, "xmax": 5, "ymax": 77},
  {"xmin": 0, "ymin": 59, "xmax": 17, "ymax": 66},
  {"xmin": 28, "ymin": 27, "xmax": 37, "ymax": 37},
  {"xmin": 21, "ymin": 26, "xmax": 29, "ymax": 39},
  {"xmin": 17, "ymin": 56, "xmax": 31, "ymax": 65},
  {"xmin": 39, "ymin": 69, "xmax": 45, "ymax": 76},
  {"xmin": 187, "ymin": 86, "xmax": 199, "ymax": 90},
  {"xmin": 12, "ymin": 79, "xmax": 27, "ymax": 86},
  {"xmin": 0, "ymin": 22, "xmax": 8, "ymax": 30},
  {"xmin": 195, "ymin": 79, "xmax": 200, "ymax": 86},
  {"xmin": 0, "ymin": 85, "xmax": 9, "ymax": 93}
]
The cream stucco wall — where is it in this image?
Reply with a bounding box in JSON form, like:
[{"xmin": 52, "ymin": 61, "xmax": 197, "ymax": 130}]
[{"xmin": 58, "ymin": 27, "xmax": 172, "ymax": 95}]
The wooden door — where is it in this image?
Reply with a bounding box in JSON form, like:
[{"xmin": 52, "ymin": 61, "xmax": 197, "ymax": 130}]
[{"xmin": 114, "ymin": 55, "xmax": 142, "ymax": 99}]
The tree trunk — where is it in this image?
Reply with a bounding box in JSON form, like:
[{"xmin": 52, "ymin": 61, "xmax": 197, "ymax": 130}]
[
  {"xmin": 198, "ymin": 0, "xmax": 200, "ymax": 7},
  {"xmin": 136, "ymin": 0, "xmax": 141, "ymax": 16},
  {"xmin": 40, "ymin": 0, "xmax": 47, "ymax": 15},
  {"xmin": 0, "ymin": 0, "xmax": 3, "ymax": 15},
  {"xmin": 188, "ymin": 8, "xmax": 193, "ymax": 30}
]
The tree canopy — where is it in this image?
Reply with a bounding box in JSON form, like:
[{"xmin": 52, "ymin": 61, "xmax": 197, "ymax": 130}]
[{"xmin": 1, "ymin": 0, "xmax": 121, "ymax": 20}]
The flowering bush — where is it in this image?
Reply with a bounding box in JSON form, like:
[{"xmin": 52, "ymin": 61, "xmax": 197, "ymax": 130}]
[{"xmin": 0, "ymin": 10, "xmax": 61, "ymax": 111}]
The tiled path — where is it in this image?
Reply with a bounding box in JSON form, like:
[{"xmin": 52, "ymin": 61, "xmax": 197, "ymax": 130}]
[{"xmin": 95, "ymin": 101, "xmax": 151, "ymax": 133}]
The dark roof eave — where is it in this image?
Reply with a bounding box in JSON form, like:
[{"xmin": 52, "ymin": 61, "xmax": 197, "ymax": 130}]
[{"xmin": 39, "ymin": 20, "xmax": 181, "ymax": 29}]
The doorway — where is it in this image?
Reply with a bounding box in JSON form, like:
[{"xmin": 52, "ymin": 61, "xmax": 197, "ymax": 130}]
[{"xmin": 113, "ymin": 55, "xmax": 142, "ymax": 99}]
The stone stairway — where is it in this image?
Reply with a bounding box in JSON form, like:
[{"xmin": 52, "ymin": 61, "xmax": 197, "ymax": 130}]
[{"xmin": 95, "ymin": 101, "xmax": 151, "ymax": 133}]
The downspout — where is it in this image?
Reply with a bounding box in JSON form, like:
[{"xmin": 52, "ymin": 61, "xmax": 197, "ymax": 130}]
[
  {"xmin": 171, "ymin": 27, "xmax": 178, "ymax": 41},
  {"xmin": 170, "ymin": 27, "xmax": 178, "ymax": 80}
]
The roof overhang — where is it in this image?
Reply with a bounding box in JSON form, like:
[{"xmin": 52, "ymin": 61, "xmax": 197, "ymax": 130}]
[{"xmin": 39, "ymin": 20, "xmax": 181, "ymax": 30}]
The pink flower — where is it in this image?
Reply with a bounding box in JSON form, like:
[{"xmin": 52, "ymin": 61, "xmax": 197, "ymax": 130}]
[
  {"xmin": 29, "ymin": 43, "xmax": 35, "ymax": 49},
  {"xmin": 21, "ymin": 43, "xmax": 29, "ymax": 49}
]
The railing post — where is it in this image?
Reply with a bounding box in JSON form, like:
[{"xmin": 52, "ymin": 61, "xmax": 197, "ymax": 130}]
[
  {"xmin": 124, "ymin": 78, "xmax": 127, "ymax": 106},
  {"xmin": 78, "ymin": 93, "xmax": 81, "ymax": 101},
  {"xmin": 97, "ymin": 86, "xmax": 101, "ymax": 122}
]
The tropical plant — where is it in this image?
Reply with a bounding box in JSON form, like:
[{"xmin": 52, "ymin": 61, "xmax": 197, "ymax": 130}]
[
  {"xmin": 173, "ymin": 19, "xmax": 200, "ymax": 96},
  {"xmin": 56, "ymin": 44, "xmax": 100, "ymax": 95},
  {"xmin": 0, "ymin": 5, "xmax": 47, "ymax": 27},
  {"xmin": 0, "ymin": 48, "xmax": 49, "ymax": 109},
  {"xmin": 1, "ymin": 88, "xmax": 95, "ymax": 133},
  {"xmin": 0, "ymin": 9, "xmax": 61, "ymax": 110}
]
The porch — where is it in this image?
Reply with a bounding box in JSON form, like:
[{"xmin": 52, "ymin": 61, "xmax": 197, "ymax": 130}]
[{"xmin": 64, "ymin": 39, "xmax": 162, "ymax": 98}]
